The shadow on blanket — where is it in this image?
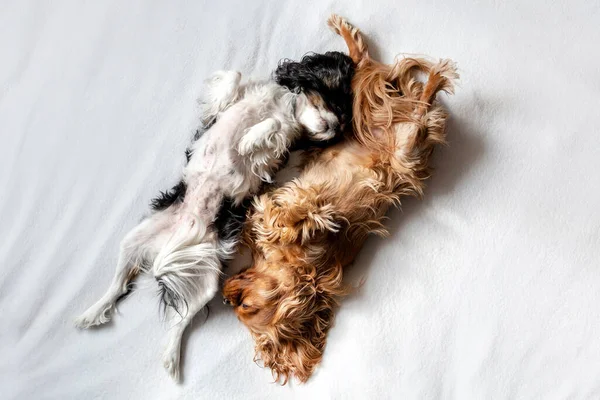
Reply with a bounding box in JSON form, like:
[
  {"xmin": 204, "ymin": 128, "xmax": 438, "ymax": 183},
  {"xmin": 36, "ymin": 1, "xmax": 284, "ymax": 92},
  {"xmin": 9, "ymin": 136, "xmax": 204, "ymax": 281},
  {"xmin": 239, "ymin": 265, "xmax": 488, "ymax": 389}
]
[{"xmin": 344, "ymin": 111, "xmax": 487, "ymax": 293}]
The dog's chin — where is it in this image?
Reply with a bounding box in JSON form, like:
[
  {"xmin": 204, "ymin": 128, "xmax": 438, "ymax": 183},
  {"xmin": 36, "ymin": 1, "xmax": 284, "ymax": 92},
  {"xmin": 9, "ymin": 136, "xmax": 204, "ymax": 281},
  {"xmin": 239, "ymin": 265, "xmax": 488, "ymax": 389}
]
[{"xmin": 307, "ymin": 129, "xmax": 336, "ymax": 142}]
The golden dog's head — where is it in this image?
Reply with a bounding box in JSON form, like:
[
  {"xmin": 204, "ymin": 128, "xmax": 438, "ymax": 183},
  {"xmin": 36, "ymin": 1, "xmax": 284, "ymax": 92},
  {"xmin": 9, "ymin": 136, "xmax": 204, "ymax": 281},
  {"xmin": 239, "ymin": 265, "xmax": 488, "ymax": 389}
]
[
  {"xmin": 222, "ymin": 264, "xmax": 280, "ymax": 329},
  {"xmin": 223, "ymin": 244, "xmax": 346, "ymax": 383}
]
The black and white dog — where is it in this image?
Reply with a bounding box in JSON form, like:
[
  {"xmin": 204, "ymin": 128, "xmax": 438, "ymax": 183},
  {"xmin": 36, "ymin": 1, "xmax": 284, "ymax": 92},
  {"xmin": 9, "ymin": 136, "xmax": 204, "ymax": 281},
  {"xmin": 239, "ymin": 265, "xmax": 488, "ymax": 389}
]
[{"xmin": 75, "ymin": 52, "xmax": 354, "ymax": 381}]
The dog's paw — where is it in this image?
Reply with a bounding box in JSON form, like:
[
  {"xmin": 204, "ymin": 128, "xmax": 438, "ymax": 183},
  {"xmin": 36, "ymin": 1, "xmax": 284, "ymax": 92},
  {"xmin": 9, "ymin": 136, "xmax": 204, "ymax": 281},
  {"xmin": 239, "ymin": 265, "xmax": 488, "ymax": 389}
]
[
  {"xmin": 237, "ymin": 119, "xmax": 281, "ymax": 156},
  {"xmin": 74, "ymin": 305, "xmax": 113, "ymax": 329},
  {"xmin": 327, "ymin": 14, "xmax": 344, "ymax": 34},
  {"xmin": 237, "ymin": 134, "xmax": 256, "ymax": 156},
  {"xmin": 163, "ymin": 349, "xmax": 181, "ymax": 382}
]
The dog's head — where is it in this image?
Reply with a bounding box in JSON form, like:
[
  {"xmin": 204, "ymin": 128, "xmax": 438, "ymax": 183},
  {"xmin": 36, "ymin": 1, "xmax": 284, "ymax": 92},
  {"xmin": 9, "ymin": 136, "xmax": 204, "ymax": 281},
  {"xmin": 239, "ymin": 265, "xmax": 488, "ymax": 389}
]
[
  {"xmin": 223, "ymin": 253, "xmax": 345, "ymax": 384},
  {"xmin": 222, "ymin": 265, "xmax": 281, "ymax": 329},
  {"xmin": 274, "ymin": 51, "xmax": 355, "ymax": 141}
]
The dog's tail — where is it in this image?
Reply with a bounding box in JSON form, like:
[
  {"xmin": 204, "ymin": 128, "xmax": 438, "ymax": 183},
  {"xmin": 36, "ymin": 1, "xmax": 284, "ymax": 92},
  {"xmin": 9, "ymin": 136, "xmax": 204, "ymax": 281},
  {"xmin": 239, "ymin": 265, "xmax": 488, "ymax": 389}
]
[
  {"xmin": 327, "ymin": 14, "xmax": 369, "ymax": 64},
  {"xmin": 152, "ymin": 215, "xmax": 234, "ymax": 316}
]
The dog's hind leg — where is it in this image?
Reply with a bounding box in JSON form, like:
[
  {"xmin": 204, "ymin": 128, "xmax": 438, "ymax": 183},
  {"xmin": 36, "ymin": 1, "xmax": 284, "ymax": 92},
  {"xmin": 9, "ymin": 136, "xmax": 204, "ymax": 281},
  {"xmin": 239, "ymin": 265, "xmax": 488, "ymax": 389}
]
[
  {"xmin": 418, "ymin": 60, "xmax": 458, "ymax": 110},
  {"xmin": 200, "ymin": 71, "xmax": 242, "ymax": 125},
  {"xmin": 391, "ymin": 59, "xmax": 458, "ymax": 194},
  {"xmin": 161, "ymin": 270, "xmax": 219, "ymax": 382},
  {"xmin": 327, "ymin": 14, "xmax": 369, "ymax": 63},
  {"xmin": 75, "ymin": 214, "xmax": 169, "ymax": 328},
  {"xmin": 401, "ymin": 59, "xmax": 458, "ymax": 155}
]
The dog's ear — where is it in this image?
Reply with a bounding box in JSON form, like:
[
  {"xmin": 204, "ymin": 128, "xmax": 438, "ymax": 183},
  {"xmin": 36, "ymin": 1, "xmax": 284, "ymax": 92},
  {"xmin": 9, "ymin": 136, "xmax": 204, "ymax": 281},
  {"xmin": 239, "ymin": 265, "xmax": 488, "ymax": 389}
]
[
  {"xmin": 273, "ymin": 59, "xmax": 315, "ymax": 93},
  {"xmin": 316, "ymin": 51, "xmax": 355, "ymax": 91},
  {"xmin": 254, "ymin": 262, "xmax": 346, "ymax": 384},
  {"xmin": 273, "ymin": 52, "xmax": 354, "ymax": 93}
]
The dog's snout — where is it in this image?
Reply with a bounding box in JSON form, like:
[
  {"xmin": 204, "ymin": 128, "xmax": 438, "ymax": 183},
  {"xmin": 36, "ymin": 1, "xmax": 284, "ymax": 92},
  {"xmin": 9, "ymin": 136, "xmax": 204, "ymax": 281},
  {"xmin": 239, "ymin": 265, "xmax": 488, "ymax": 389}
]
[{"xmin": 223, "ymin": 297, "xmax": 231, "ymax": 306}]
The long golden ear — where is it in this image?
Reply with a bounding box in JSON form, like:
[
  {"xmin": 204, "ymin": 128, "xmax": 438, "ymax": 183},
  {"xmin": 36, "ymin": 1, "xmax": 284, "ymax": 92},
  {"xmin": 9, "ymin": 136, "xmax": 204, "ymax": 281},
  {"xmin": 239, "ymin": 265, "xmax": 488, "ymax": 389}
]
[
  {"xmin": 254, "ymin": 262, "xmax": 346, "ymax": 384},
  {"xmin": 254, "ymin": 327, "xmax": 326, "ymax": 384},
  {"xmin": 327, "ymin": 14, "xmax": 369, "ymax": 64}
]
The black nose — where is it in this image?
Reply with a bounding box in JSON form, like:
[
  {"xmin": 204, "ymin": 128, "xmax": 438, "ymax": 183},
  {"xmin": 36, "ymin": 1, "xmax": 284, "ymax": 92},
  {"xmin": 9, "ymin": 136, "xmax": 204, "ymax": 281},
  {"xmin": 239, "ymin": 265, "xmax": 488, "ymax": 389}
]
[{"xmin": 223, "ymin": 298, "xmax": 231, "ymax": 305}]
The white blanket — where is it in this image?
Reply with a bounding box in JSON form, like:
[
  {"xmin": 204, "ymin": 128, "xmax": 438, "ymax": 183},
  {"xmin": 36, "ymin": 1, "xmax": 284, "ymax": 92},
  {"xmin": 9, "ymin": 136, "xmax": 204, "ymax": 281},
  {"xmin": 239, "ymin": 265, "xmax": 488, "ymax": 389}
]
[{"xmin": 2, "ymin": 1, "xmax": 599, "ymax": 398}]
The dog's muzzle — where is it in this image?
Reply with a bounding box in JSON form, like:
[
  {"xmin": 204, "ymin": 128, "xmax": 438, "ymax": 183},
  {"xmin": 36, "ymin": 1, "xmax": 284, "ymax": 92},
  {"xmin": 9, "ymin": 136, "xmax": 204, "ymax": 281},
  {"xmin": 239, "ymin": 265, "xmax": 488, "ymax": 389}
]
[{"xmin": 223, "ymin": 298, "xmax": 232, "ymax": 306}]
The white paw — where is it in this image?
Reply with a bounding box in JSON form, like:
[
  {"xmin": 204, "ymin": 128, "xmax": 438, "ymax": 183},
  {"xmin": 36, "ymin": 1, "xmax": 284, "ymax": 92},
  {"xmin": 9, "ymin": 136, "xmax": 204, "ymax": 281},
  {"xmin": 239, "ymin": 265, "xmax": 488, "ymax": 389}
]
[
  {"xmin": 163, "ymin": 348, "xmax": 181, "ymax": 382},
  {"xmin": 237, "ymin": 119, "xmax": 281, "ymax": 156},
  {"xmin": 237, "ymin": 134, "xmax": 256, "ymax": 156},
  {"xmin": 200, "ymin": 70, "xmax": 242, "ymax": 123},
  {"xmin": 74, "ymin": 305, "xmax": 113, "ymax": 329}
]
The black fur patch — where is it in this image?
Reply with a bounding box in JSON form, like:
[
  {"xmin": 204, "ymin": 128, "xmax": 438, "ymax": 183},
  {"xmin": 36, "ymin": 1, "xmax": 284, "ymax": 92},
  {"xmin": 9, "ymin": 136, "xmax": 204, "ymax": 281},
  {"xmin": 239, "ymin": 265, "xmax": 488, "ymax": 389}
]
[
  {"xmin": 150, "ymin": 180, "xmax": 187, "ymax": 211},
  {"xmin": 274, "ymin": 51, "xmax": 355, "ymax": 137},
  {"xmin": 214, "ymin": 197, "xmax": 250, "ymax": 243},
  {"xmin": 185, "ymin": 148, "xmax": 193, "ymax": 163},
  {"xmin": 193, "ymin": 128, "xmax": 204, "ymax": 142},
  {"xmin": 157, "ymin": 278, "xmax": 188, "ymax": 318},
  {"xmin": 116, "ymin": 281, "xmax": 137, "ymax": 303}
]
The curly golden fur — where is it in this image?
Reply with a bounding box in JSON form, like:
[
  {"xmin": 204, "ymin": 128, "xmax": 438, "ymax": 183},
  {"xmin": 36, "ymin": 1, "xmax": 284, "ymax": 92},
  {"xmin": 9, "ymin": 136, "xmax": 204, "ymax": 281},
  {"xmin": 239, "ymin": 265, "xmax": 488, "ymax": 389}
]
[{"xmin": 223, "ymin": 15, "xmax": 458, "ymax": 384}]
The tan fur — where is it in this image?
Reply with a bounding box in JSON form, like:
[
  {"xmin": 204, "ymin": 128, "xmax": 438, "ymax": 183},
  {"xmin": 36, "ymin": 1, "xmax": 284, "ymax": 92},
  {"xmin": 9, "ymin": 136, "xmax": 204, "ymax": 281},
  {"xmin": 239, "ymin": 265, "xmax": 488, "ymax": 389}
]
[{"xmin": 223, "ymin": 15, "xmax": 458, "ymax": 384}]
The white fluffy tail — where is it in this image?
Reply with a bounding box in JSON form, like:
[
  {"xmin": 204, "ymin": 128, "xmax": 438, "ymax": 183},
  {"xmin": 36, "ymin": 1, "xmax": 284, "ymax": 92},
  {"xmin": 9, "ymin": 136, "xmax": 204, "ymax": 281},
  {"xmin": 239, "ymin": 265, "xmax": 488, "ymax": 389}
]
[{"xmin": 152, "ymin": 216, "xmax": 235, "ymax": 316}]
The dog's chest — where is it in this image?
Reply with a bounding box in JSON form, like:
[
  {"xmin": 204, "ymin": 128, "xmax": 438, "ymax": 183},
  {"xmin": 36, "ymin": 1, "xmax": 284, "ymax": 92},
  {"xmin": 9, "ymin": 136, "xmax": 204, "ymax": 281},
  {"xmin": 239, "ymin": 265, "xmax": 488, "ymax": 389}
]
[
  {"xmin": 183, "ymin": 107, "xmax": 255, "ymax": 199},
  {"xmin": 187, "ymin": 112, "xmax": 243, "ymax": 175}
]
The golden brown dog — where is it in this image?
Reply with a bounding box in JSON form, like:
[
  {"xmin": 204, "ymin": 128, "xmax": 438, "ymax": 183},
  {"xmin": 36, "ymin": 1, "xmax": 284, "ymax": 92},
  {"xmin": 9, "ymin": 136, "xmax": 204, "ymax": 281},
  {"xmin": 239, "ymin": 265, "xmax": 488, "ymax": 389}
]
[{"xmin": 223, "ymin": 15, "xmax": 458, "ymax": 383}]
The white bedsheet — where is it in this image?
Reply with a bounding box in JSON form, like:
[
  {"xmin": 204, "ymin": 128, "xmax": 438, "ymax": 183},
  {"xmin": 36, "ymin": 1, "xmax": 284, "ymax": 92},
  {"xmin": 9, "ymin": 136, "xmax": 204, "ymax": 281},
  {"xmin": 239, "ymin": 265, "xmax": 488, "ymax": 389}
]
[{"xmin": 2, "ymin": 0, "xmax": 600, "ymax": 398}]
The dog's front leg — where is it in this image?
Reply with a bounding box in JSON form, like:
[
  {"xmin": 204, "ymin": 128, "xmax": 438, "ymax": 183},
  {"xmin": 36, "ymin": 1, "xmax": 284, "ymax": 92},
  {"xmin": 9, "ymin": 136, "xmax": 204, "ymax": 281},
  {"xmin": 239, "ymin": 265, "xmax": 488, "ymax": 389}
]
[
  {"xmin": 200, "ymin": 71, "xmax": 242, "ymax": 125},
  {"xmin": 237, "ymin": 118, "xmax": 282, "ymax": 156}
]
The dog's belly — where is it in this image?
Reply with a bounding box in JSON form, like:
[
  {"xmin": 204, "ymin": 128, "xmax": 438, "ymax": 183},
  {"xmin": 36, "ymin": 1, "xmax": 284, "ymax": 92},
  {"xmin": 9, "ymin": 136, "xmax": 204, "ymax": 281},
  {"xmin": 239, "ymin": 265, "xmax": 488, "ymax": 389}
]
[{"xmin": 181, "ymin": 111, "xmax": 254, "ymax": 221}]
